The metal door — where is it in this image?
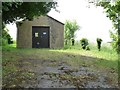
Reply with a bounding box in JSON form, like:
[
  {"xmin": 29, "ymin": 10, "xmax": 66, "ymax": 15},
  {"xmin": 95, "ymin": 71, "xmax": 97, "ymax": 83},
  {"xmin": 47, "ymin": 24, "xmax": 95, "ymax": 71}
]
[{"xmin": 32, "ymin": 26, "xmax": 50, "ymax": 48}]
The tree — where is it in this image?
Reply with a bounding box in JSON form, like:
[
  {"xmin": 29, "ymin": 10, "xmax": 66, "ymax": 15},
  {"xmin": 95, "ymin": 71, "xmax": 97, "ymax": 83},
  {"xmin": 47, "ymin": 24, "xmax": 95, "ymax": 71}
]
[
  {"xmin": 97, "ymin": 0, "xmax": 120, "ymax": 53},
  {"xmin": 92, "ymin": 0, "xmax": 120, "ymax": 86},
  {"xmin": 87, "ymin": 0, "xmax": 120, "ymax": 53},
  {"xmin": 2, "ymin": 2, "xmax": 57, "ymax": 45},
  {"xmin": 109, "ymin": 30, "xmax": 118, "ymax": 50},
  {"xmin": 2, "ymin": 2, "xmax": 57, "ymax": 24},
  {"xmin": 64, "ymin": 20, "xmax": 80, "ymax": 45},
  {"xmin": 2, "ymin": 23, "xmax": 12, "ymax": 45}
]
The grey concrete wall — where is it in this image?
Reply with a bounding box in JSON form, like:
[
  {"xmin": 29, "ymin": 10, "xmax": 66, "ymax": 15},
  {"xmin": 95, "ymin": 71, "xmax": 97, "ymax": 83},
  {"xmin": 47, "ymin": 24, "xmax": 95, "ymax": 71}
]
[
  {"xmin": 17, "ymin": 21, "xmax": 32, "ymax": 48},
  {"xmin": 47, "ymin": 16, "xmax": 64, "ymax": 48},
  {"xmin": 17, "ymin": 16, "xmax": 64, "ymax": 48}
]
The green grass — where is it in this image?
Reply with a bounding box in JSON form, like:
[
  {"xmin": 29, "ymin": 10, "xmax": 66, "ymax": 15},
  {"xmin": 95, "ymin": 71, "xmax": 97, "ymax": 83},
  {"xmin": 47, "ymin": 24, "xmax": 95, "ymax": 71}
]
[
  {"xmin": 62, "ymin": 42, "xmax": 117, "ymax": 60},
  {"xmin": 60, "ymin": 43, "xmax": 118, "ymax": 71},
  {"xmin": 2, "ymin": 43, "xmax": 118, "ymax": 78},
  {"xmin": 2, "ymin": 42, "xmax": 119, "ymax": 88}
]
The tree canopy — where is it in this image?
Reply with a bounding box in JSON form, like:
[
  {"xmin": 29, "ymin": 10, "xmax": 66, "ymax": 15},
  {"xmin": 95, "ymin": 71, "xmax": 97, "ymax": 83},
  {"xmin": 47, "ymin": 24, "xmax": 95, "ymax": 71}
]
[
  {"xmin": 97, "ymin": 0, "xmax": 120, "ymax": 53},
  {"xmin": 2, "ymin": 2, "xmax": 57, "ymax": 24},
  {"xmin": 2, "ymin": 2, "xmax": 57, "ymax": 46},
  {"xmin": 64, "ymin": 20, "xmax": 80, "ymax": 41},
  {"xmin": 87, "ymin": 0, "xmax": 120, "ymax": 53}
]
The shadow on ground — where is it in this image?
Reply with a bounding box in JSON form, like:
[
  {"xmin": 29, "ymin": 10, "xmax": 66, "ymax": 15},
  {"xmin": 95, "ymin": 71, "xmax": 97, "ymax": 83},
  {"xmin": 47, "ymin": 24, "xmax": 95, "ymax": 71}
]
[{"xmin": 2, "ymin": 48, "xmax": 119, "ymax": 89}]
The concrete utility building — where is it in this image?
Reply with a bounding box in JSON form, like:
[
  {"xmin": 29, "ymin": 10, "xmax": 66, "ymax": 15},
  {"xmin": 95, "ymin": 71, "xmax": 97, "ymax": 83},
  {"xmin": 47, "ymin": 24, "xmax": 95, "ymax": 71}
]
[{"xmin": 17, "ymin": 15, "xmax": 64, "ymax": 48}]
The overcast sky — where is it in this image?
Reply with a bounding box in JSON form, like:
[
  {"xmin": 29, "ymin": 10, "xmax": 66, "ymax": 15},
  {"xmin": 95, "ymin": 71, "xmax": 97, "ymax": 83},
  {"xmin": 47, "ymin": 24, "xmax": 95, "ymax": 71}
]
[{"xmin": 6, "ymin": 0, "xmax": 113, "ymax": 43}]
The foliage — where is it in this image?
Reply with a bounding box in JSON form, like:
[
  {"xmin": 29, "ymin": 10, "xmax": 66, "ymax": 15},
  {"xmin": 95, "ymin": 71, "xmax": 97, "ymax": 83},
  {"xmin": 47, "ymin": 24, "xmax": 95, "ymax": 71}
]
[
  {"xmin": 2, "ymin": 23, "xmax": 13, "ymax": 46},
  {"xmin": 80, "ymin": 38, "xmax": 89, "ymax": 50},
  {"xmin": 96, "ymin": 38, "xmax": 102, "ymax": 42},
  {"xmin": 86, "ymin": 45, "xmax": 90, "ymax": 50},
  {"xmin": 96, "ymin": 38, "xmax": 102, "ymax": 51},
  {"xmin": 96, "ymin": 0, "xmax": 120, "ymax": 53},
  {"xmin": 109, "ymin": 30, "xmax": 118, "ymax": 50},
  {"xmin": 2, "ymin": 2, "xmax": 57, "ymax": 46},
  {"xmin": 64, "ymin": 20, "xmax": 80, "ymax": 44},
  {"xmin": 2, "ymin": 2, "xmax": 57, "ymax": 24}
]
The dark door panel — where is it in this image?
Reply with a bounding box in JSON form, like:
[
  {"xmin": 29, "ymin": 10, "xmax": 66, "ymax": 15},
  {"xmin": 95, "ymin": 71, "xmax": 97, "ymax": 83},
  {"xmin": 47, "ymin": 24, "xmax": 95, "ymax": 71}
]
[{"xmin": 32, "ymin": 26, "xmax": 50, "ymax": 48}]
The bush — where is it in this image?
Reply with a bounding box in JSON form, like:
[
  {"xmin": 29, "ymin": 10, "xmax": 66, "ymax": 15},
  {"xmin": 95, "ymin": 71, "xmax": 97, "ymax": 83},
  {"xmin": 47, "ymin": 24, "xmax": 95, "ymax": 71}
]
[
  {"xmin": 96, "ymin": 38, "xmax": 102, "ymax": 51},
  {"xmin": 109, "ymin": 31, "xmax": 118, "ymax": 51},
  {"xmin": 63, "ymin": 45, "xmax": 70, "ymax": 50},
  {"xmin": 8, "ymin": 38, "xmax": 13, "ymax": 44},
  {"xmin": 2, "ymin": 38, "xmax": 8, "ymax": 46},
  {"xmin": 96, "ymin": 38, "xmax": 102, "ymax": 42},
  {"xmin": 80, "ymin": 38, "xmax": 89, "ymax": 49},
  {"xmin": 86, "ymin": 45, "xmax": 90, "ymax": 50}
]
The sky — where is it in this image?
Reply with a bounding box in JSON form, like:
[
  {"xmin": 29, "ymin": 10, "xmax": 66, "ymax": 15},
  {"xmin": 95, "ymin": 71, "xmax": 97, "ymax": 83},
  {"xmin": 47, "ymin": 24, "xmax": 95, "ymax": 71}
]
[{"xmin": 6, "ymin": 0, "xmax": 113, "ymax": 43}]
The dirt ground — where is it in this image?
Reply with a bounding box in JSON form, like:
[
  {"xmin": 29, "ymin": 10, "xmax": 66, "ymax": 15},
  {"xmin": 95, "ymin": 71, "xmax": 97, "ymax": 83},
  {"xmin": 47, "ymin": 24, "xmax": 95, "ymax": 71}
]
[{"xmin": 3, "ymin": 58, "xmax": 118, "ymax": 89}]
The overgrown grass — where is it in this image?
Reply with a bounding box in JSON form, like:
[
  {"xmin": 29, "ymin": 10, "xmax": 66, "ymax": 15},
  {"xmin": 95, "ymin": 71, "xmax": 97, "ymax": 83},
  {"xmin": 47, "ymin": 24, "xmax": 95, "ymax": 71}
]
[
  {"xmin": 61, "ymin": 42, "xmax": 118, "ymax": 71},
  {"xmin": 2, "ymin": 43, "xmax": 118, "ymax": 77},
  {"xmin": 63, "ymin": 42, "xmax": 117, "ymax": 60},
  {"xmin": 2, "ymin": 40, "xmax": 119, "ymax": 88}
]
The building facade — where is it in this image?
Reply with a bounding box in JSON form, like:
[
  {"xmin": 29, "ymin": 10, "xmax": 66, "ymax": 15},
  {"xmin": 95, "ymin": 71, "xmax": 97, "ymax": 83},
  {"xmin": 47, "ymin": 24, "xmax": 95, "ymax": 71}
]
[{"xmin": 17, "ymin": 15, "xmax": 64, "ymax": 48}]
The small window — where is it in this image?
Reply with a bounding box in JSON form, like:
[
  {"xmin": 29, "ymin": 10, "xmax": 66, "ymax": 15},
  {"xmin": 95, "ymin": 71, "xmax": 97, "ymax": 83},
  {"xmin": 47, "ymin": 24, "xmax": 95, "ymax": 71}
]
[{"xmin": 35, "ymin": 33, "xmax": 38, "ymax": 37}]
